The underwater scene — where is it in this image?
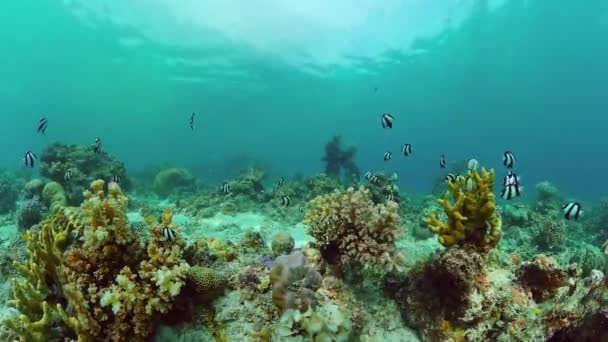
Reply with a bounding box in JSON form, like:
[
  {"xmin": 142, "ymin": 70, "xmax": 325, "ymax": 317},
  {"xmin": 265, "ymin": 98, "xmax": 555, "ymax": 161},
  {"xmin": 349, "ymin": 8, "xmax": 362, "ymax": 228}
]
[{"xmin": 1, "ymin": 0, "xmax": 608, "ymax": 341}]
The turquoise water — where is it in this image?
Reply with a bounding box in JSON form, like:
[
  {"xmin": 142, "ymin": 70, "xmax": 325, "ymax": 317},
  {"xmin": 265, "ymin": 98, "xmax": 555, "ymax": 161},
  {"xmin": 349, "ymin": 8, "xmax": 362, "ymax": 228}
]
[{"xmin": 1, "ymin": 0, "xmax": 607, "ymax": 198}]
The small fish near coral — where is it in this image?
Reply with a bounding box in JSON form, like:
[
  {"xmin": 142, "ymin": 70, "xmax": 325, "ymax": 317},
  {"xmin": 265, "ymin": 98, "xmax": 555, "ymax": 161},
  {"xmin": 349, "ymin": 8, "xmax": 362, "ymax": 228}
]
[
  {"xmin": 280, "ymin": 195, "xmax": 291, "ymax": 206},
  {"xmin": 563, "ymin": 202, "xmax": 582, "ymax": 220},
  {"xmin": 439, "ymin": 154, "xmax": 446, "ymax": 168},
  {"xmin": 503, "ymin": 150, "xmax": 516, "ymax": 168},
  {"xmin": 64, "ymin": 170, "xmax": 73, "ymax": 181},
  {"xmin": 221, "ymin": 182, "xmax": 231, "ymax": 194},
  {"xmin": 277, "ymin": 177, "xmax": 285, "ymax": 188},
  {"xmin": 93, "ymin": 137, "xmax": 103, "ymax": 154},
  {"xmin": 24, "ymin": 150, "xmax": 36, "ymax": 168}
]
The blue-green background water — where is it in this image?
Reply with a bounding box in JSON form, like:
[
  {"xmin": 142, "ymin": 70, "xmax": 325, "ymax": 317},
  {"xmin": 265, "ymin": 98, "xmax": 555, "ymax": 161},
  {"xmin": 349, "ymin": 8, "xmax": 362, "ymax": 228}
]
[{"xmin": 1, "ymin": 0, "xmax": 607, "ymax": 199}]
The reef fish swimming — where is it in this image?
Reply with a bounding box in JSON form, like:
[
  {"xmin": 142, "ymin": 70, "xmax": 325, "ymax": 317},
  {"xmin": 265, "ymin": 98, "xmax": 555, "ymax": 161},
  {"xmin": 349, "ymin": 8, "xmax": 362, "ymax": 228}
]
[
  {"xmin": 64, "ymin": 170, "xmax": 72, "ymax": 181},
  {"xmin": 222, "ymin": 182, "xmax": 231, "ymax": 194},
  {"xmin": 503, "ymin": 151, "xmax": 515, "ymax": 168},
  {"xmin": 384, "ymin": 151, "xmax": 392, "ymax": 161},
  {"xmin": 24, "ymin": 150, "xmax": 36, "ymax": 168},
  {"xmin": 501, "ymin": 183, "xmax": 520, "ymax": 200},
  {"xmin": 163, "ymin": 227, "xmax": 176, "ymax": 241},
  {"xmin": 110, "ymin": 175, "xmax": 120, "ymax": 184},
  {"xmin": 281, "ymin": 195, "xmax": 291, "ymax": 206},
  {"xmin": 401, "ymin": 144, "xmax": 412, "ymax": 156},
  {"xmin": 381, "ymin": 113, "xmax": 394, "ymax": 128},
  {"xmin": 445, "ymin": 173, "xmax": 457, "ymax": 183},
  {"xmin": 37, "ymin": 117, "xmax": 48, "ymax": 134},
  {"xmin": 277, "ymin": 177, "xmax": 285, "ymax": 188},
  {"xmin": 440, "ymin": 154, "xmax": 446, "ymax": 168},
  {"xmin": 563, "ymin": 202, "xmax": 582, "ymax": 220},
  {"xmin": 189, "ymin": 112, "xmax": 195, "ymax": 131},
  {"xmin": 93, "ymin": 138, "xmax": 103, "ymax": 154}
]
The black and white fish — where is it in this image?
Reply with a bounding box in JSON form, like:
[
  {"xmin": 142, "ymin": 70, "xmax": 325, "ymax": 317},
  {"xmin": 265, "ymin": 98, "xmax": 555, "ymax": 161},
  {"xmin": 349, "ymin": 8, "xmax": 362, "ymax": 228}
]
[
  {"xmin": 384, "ymin": 151, "xmax": 392, "ymax": 161},
  {"xmin": 281, "ymin": 196, "xmax": 291, "ymax": 206},
  {"xmin": 110, "ymin": 175, "xmax": 120, "ymax": 184},
  {"xmin": 503, "ymin": 171, "xmax": 520, "ymax": 187},
  {"xmin": 563, "ymin": 202, "xmax": 582, "ymax": 220},
  {"xmin": 37, "ymin": 117, "xmax": 48, "ymax": 134},
  {"xmin": 189, "ymin": 112, "xmax": 195, "ymax": 131},
  {"xmin": 381, "ymin": 113, "xmax": 394, "ymax": 128},
  {"xmin": 370, "ymin": 175, "xmax": 379, "ymax": 184},
  {"xmin": 93, "ymin": 138, "xmax": 103, "ymax": 154},
  {"xmin": 298, "ymin": 205, "xmax": 305, "ymax": 213},
  {"xmin": 364, "ymin": 171, "xmax": 373, "ymax": 181},
  {"xmin": 465, "ymin": 176, "xmax": 474, "ymax": 192},
  {"xmin": 387, "ymin": 193, "xmax": 395, "ymax": 201},
  {"xmin": 503, "ymin": 151, "xmax": 515, "ymax": 169},
  {"xmin": 401, "ymin": 144, "xmax": 412, "ymax": 156},
  {"xmin": 221, "ymin": 182, "xmax": 231, "ymax": 194},
  {"xmin": 163, "ymin": 227, "xmax": 176, "ymax": 241},
  {"xmin": 24, "ymin": 151, "xmax": 36, "ymax": 168},
  {"xmin": 445, "ymin": 173, "xmax": 457, "ymax": 183},
  {"xmin": 440, "ymin": 154, "xmax": 446, "ymax": 168},
  {"xmin": 500, "ymin": 184, "xmax": 520, "ymax": 200},
  {"xmin": 64, "ymin": 170, "xmax": 73, "ymax": 181},
  {"xmin": 391, "ymin": 172, "xmax": 398, "ymax": 181},
  {"xmin": 277, "ymin": 177, "xmax": 285, "ymax": 188}
]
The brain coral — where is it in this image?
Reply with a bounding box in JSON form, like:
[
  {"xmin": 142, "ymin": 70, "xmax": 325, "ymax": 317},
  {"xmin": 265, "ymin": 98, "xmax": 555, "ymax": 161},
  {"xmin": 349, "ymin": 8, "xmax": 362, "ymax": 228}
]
[{"xmin": 304, "ymin": 186, "xmax": 403, "ymax": 272}]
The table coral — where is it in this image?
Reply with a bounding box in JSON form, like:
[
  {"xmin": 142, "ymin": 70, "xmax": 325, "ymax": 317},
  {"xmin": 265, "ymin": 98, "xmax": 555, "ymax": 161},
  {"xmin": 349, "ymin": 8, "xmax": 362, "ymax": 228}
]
[
  {"xmin": 304, "ymin": 187, "xmax": 403, "ymax": 273},
  {"xmin": 424, "ymin": 168, "xmax": 502, "ymax": 250}
]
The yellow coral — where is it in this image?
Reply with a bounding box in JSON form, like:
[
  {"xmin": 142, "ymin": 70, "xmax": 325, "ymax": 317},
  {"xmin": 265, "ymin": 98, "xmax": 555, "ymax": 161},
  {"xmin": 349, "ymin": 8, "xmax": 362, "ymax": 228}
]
[
  {"xmin": 424, "ymin": 168, "xmax": 501, "ymax": 249},
  {"xmin": 187, "ymin": 266, "xmax": 228, "ymax": 303}
]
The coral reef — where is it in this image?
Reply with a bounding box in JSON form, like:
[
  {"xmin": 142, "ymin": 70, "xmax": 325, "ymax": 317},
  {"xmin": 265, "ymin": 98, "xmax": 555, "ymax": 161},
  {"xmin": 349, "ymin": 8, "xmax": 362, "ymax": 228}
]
[
  {"xmin": 16, "ymin": 197, "xmax": 43, "ymax": 230},
  {"xmin": 530, "ymin": 212, "xmax": 566, "ymax": 251},
  {"xmin": 24, "ymin": 179, "xmax": 44, "ymax": 200},
  {"xmin": 6, "ymin": 181, "xmax": 191, "ymax": 342},
  {"xmin": 152, "ymin": 168, "xmax": 197, "ymax": 198},
  {"xmin": 274, "ymin": 303, "xmax": 352, "ymax": 341},
  {"xmin": 568, "ymin": 243, "xmax": 607, "ymax": 276},
  {"xmin": 270, "ymin": 251, "xmax": 322, "ymax": 312},
  {"xmin": 516, "ymin": 255, "xmax": 572, "ymax": 302},
  {"xmin": 0, "ymin": 171, "xmax": 20, "ymax": 213},
  {"xmin": 424, "ymin": 168, "xmax": 502, "ymax": 250},
  {"xmin": 40, "ymin": 142, "xmax": 130, "ymax": 205},
  {"xmin": 305, "ymin": 187, "xmax": 403, "ymax": 273},
  {"xmin": 184, "ymin": 266, "xmax": 228, "ymax": 304},
  {"xmin": 305, "ymin": 174, "xmax": 343, "ymax": 199},
  {"xmin": 41, "ymin": 181, "xmax": 67, "ymax": 212},
  {"xmin": 271, "ymin": 232, "xmax": 295, "ymax": 256},
  {"xmin": 321, "ymin": 136, "xmax": 359, "ymax": 183}
]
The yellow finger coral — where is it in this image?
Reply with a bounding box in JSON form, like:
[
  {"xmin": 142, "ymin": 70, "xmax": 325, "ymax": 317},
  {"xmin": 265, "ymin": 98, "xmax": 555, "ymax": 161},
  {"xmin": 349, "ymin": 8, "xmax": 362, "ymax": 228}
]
[{"xmin": 424, "ymin": 168, "xmax": 501, "ymax": 250}]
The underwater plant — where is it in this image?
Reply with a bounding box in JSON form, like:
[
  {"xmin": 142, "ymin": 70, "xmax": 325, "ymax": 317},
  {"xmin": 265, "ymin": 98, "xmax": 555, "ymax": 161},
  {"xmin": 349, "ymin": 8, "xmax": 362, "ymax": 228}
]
[{"xmin": 321, "ymin": 135, "xmax": 360, "ymax": 183}]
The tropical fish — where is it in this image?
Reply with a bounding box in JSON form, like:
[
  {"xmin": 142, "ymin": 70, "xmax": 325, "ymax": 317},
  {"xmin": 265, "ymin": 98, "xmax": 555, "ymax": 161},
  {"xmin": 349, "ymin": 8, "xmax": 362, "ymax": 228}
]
[
  {"xmin": 64, "ymin": 170, "xmax": 72, "ymax": 181},
  {"xmin": 281, "ymin": 196, "xmax": 291, "ymax": 206},
  {"xmin": 110, "ymin": 175, "xmax": 121, "ymax": 184},
  {"xmin": 381, "ymin": 113, "xmax": 394, "ymax": 128},
  {"xmin": 93, "ymin": 138, "xmax": 103, "ymax": 154},
  {"xmin": 384, "ymin": 151, "xmax": 392, "ymax": 161},
  {"xmin": 440, "ymin": 154, "xmax": 446, "ymax": 168},
  {"xmin": 402, "ymin": 144, "xmax": 412, "ymax": 156},
  {"xmin": 563, "ymin": 202, "xmax": 582, "ymax": 220},
  {"xmin": 277, "ymin": 177, "xmax": 285, "ymax": 188},
  {"xmin": 370, "ymin": 175, "xmax": 379, "ymax": 184},
  {"xmin": 189, "ymin": 112, "xmax": 195, "ymax": 131},
  {"xmin": 503, "ymin": 171, "xmax": 520, "ymax": 187},
  {"xmin": 445, "ymin": 173, "xmax": 457, "ymax": 183},
  {"xmin": 391, "ymin": 172, "xmax": 398, "ymax": 181},
  {"xmin": 503, "ymin": 151, "xmax": 515, "ymax": 169},
  {"xmin": 364, "ymin": 171, "xmax": 373, "ymax": 181},
  {"xmin": 500, "ymin": 184, "xmax": 520, "ymax": 200},
  {"xmin": 37, "ymin": 117, "xmax": 48, "ymax": 134},
  {"xmin": 387, "ymin": 193, "xmax": 395, "ymax": 201},
  {"xmin": 221, "ymin": 182, "xmax": 231, "ymax": 194},
  {"xmin": 163, "ymin": 227, "xmax": 176, "ymax": 241},
  {"xmin": 24, "ymin": 151, "xmax": 36, "ymax": 168}
]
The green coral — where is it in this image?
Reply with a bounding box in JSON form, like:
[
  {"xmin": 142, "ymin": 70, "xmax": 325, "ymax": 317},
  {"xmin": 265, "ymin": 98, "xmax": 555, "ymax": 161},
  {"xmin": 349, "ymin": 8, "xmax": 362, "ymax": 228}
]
[
  {"xmin": 152, "ymin": 168, "xmax": 196, "ymax": 198},
  {"xmin": 41, "ymin": 181, "xmax": 67, "ymax": 212},
  {"xmin": 424, "ymin": 168, "xmax": 501, "ymax": 250},
  {"xmin": 275, "ymin": 303, "xmax": 352, "ymax": 342},
  {"xmin": 271, "ymin": 232, "xmax": 295, "ymax": 256}
]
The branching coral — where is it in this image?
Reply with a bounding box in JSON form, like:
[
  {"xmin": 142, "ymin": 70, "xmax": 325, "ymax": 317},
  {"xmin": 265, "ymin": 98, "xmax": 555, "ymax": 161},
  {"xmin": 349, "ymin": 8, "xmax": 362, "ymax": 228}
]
[
  {"xmin": 424, "ymin": 168, "xmax": 502, "ymax": 250},
  {"xmin": 304, "ymin": 187, "xmax": 403, "ymax": 272},
  {"xmin": 7, "ymin": 180, "xmax": 191, "ymax": 342}
]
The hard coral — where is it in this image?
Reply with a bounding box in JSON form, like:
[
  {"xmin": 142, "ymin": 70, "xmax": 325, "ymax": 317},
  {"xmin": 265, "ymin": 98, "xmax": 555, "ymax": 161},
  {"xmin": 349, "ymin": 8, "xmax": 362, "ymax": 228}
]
[
  {"xmin": 185, "ymin": 266, "xmax": 228, "ymax": 304},
  {"xmin": 40, "ymin": 142, "xmax": 130, "ymax": 205},
  {"xmin": 305, "ymin": 187, "xmax": 403, "ymax": 273},
  {"xmin": 270, "ymin": 251, "xmax": 322, "ymax": 313},
  {"xmin": 0, "ymin": 171, "xmax": 20, "ymax": 213},
  {"xmin": 152, "ymin": 168, "xmax": 196, "ymax": 198},
  {"xmin": 424, "ymin": 168, "xmax": 501, "ymax": 250},
  {"xmin": 16, "ymin": 197, "xmax": 43, "ymax": 230},
  {"xmin": 271, "ymin": 232, "xmax": 295, "ymax": 256},
  {"xmin": 7, "ymin": 180, "xmax": 190, "ymax": 342},
  {"xmin": 517, "ymin": 255, "xmax": 570, "ymax": 302}
]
